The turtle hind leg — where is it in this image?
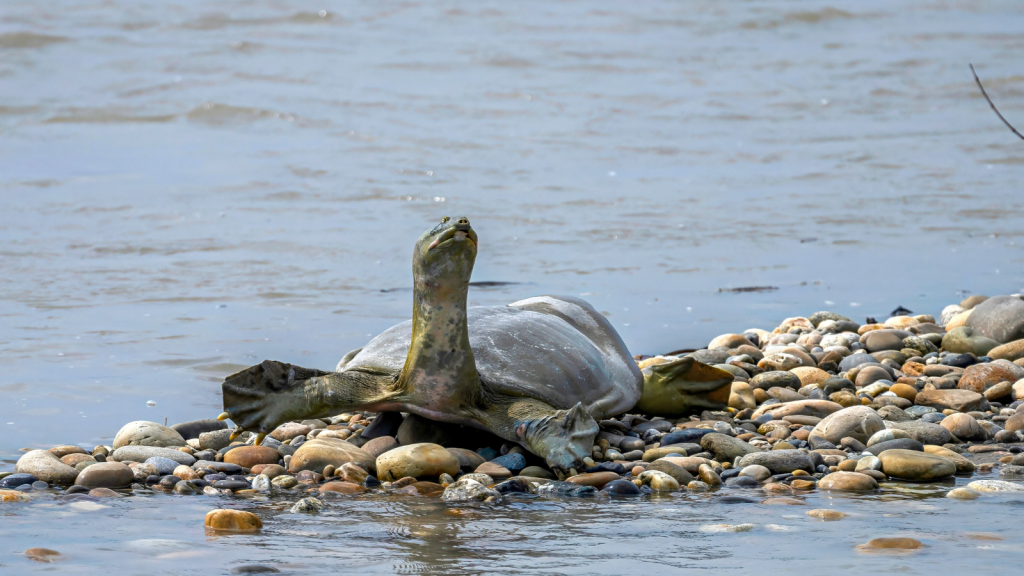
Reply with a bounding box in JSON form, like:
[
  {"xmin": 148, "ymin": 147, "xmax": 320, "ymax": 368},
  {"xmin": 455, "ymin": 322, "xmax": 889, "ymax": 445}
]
[
  {"xmin": 220, "ymin": 360, "xmax": 395, "ymax": 438},
  {"xmin": 478, "ymin": 396, "xmax": 598, "ymax": 479}
]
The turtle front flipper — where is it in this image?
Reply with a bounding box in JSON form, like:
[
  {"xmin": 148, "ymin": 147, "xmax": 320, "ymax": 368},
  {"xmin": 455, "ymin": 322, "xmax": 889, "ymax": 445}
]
[
  {"xmin": 221, "ymin": 360, "xmax": 395, "ymax": 437},
  {"xmin": 483, "ymin": 397, "xmax": 599, "ymax": 479},
  {"xmin": 633, "ymin": 356, "xmax": 734, "ymax": 417}
]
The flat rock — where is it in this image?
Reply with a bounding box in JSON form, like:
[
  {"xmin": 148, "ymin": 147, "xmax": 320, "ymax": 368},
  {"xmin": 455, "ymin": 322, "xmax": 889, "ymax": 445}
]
[
  {"xmin": 643, "ymin": 443, "xmax": 700, "ymax": 461},
  {"xmin": 288, "ymin": 438, "xmax": 374, "ymax": 475},
  {"xmin": 811, "ymin": 406, "xmax": 885, "ymax": 444},
  {"xmin": 198, "ymin": 429, "xmax": 237, "ymax": 451},
  {"xmin": 111, "ymin": 446, "xmax": 195, "ymax": 466},
  {"xmin": 914, "ymin": 389, "xmax": 986, "ymax": 412},
  {"xmin": 865, "ymin": 438, "xmax": 924, "ymax": 456},
  {"xmin": 112, "ymin": 421, "xmax": 186, "ymax": 449},
  {"xmin": 921, "ymin": 445, "xmax": 975, "ymax": 474},
  {"xmin": 567, "ymin": 471, "xmax": 620, "ymax": 489},
  {"xmin": 878, "ymin": 449, "xmax": 955, "ymax": 481},
  {"xmin": 647, "ymin": 459, "xmax": 694, "ymax": 485},
  {"xmin": 475, "ymin": 462, "xmax": 512, "ymax": 481},
  {"xmin": 749, "ymin": 371, "xmax": 802, "ymax": 390},
  {"xmin": 751, "ymin": 400, "xmax": 844, "ymax": 420},
  {"xmin": 736, "ymin": 450, "xmax": 813, "ymax": 474},
  {"xmin": 16, "ymin": 450, "xmax": 82, "ymax": 485}
]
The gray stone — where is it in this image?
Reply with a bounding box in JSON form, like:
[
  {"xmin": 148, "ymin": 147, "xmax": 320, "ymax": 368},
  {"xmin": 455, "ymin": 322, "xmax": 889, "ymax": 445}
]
[
  {"xmin": 736, "ymin": 450, "xmax": 813, "ymax": 474},
  {"xmin": 699, "ymin": 433, "xmax": 757, "ymax": 461},
  {"xmin": 965, "ymin": 295, "xmax": 1024, "ymax": 344},
  {"xmin": 144, "ymin": 456, "xmax": 180, "ymax": 475},
  {"xmin": 112, "ymin": 421, "xmax": 186, "ymax": 449},
  {"xmin": 879, "ymin": 449, "xmax": 955, "ymax": 481},
  {"xmin": 198, "ymin": 429, "xmax": 236, "ymax": 451},
  {"xmin": 810, "ymin": 406, "xmax": 885, "ymax": 444},
  {"xmin": 865, "ymin": 438, "xmax": 924, "ymax": 456},
  {"xmin": 838, "ymin": 354, "xmax": 881, "ymax": 372},
  {"xmin": 749, "ymin": 371, "xmax": 801, "ymax": 390},
  {"xmin": 110, "ymin": 446, "xmax": 196, "ymax": 466}
]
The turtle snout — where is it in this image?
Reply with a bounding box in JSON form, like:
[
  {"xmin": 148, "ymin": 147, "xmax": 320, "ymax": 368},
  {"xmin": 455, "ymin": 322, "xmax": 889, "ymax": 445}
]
[{"xmin": 455, "ymin": 217, "xmax": 471, "ymax": 231}]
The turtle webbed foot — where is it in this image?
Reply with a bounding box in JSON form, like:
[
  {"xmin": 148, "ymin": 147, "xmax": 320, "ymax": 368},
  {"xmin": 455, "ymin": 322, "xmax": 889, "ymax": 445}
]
[
  {"xmin": 517, "ymin": 402, "xmax": 598, "ymax": 480},
  {"xmin": 220, "ymin": 360, "xmax": 332, "ymax": 437}
]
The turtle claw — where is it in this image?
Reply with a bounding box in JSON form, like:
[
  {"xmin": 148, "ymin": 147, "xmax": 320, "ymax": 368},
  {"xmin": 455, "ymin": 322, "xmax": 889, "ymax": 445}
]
[
  {"xmin": 568, "ymin": 467, "xmax": 579, "ymax": 478},
  {"xmin": 217, "ymin": 412, "xmax": 231, "ymax": 421},
  {"xmin": 254, "ymin": 432, "xmax": 267, "ymax": 446},
  {"xmin": 229, "ymin": 427, "xmax": 243, "ymax": 441}
]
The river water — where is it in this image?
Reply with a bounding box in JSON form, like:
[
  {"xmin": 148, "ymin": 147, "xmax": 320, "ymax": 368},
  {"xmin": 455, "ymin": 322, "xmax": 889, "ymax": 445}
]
[{"xmin": 1, "ymin": 0, "xmax": 1023, "ymax": 573}]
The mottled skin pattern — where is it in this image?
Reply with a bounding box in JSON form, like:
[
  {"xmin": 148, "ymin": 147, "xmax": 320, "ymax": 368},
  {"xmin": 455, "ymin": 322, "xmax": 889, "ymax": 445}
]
[{"xmin": 221, "ymin": 217, "xmax": 636, "ymax": 477}]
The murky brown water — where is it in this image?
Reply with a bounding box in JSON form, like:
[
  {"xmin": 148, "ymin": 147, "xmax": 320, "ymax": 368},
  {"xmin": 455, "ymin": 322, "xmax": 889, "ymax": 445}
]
[{"xmin": 2, "ymin": 0, "xmax": 1024, "ymax": 572}]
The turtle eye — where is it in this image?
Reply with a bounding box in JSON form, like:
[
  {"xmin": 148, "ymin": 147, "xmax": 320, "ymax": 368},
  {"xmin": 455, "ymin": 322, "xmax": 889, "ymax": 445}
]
[{"xmin": 441, "ymin": 216, "xmax": 450, "ymax": 223}]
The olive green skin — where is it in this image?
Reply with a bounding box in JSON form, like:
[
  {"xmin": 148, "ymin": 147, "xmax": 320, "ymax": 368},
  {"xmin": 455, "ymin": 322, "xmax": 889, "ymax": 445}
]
[{"xmin": 221, "ymin": 217, "xmax": 643, "ymax": 477}]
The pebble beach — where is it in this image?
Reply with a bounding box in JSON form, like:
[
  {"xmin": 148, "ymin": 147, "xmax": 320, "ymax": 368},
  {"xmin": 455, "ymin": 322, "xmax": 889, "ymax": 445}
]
[{"xmin": 5, "ymin": 293, "xmax": 1024, "ymax": 571}]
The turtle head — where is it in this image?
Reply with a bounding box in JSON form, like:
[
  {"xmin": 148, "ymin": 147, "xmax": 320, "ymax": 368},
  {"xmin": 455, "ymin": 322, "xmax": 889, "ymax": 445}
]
[
  {"xmin": 413, "ymin": 216, "xmax": 478, "ymax": 290},
  {"xmin": 515, "ymin": 402, "xmax": 598, "ymax": 479}
]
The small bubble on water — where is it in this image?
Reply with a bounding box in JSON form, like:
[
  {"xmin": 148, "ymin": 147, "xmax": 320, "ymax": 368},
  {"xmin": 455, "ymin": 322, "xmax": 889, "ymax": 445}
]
[
  {"xmin": 7, "ymin": 422, "xmax": 13, "ymax": 425},
  {"xmin": 821, "ymin": 98, "xmax": 829, "ymax": 106},
  {"xmin": 319, "ymin": 9, "xmax": 327, "ymax": 17},
  {"xmin": 849, "ymin": 302, "xmax": 861, "ymax": 307},
  {"xmin": 824, "ymin": 300, "xmax": 835, "ymax": 306},
  {"xmin": 608, "ymin": 171, "xmax": 616, "ymax": 176},
  {"xmin": 426, "ymin": 170, "xmax": 433, "ymax": 176},
  {"xmin": 146, "ymin": 400, "xmax": 156, "ymax": 407},
  {"xmin": 433, "ymin": 196, "xmax": 446, "ymax": 202},
  {"xmin": 217, "ymin": 304, "xmax": 227, "ymax": 308}
]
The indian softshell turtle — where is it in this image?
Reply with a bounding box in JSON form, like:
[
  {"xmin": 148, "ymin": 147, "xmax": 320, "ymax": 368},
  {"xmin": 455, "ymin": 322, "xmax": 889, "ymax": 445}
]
[{"xmin": 219, "ymin": 217, "xmax": 722, "ymax": 476}]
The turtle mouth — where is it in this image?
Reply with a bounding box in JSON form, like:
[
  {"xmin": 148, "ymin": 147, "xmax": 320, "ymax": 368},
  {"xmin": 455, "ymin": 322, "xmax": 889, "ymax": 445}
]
[{"xmin": 428, "ymin": 225, "xmax": 477, "ymax": 251}]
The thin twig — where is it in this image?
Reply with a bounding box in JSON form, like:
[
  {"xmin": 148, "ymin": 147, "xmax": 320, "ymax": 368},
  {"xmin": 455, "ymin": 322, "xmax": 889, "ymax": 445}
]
[{"xmin": 970, "ymin": 63, "xmax": 1024, "ymax": 141}]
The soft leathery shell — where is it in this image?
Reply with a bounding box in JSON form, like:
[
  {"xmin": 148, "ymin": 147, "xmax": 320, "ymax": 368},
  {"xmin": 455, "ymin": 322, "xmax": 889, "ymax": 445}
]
[{"xmin": 342, "ymin": 295, "xmax": 642, "ymax": 418}]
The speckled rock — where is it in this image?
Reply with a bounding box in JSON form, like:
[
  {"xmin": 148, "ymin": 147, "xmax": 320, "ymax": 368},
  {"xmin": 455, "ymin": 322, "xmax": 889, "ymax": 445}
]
[
  {"xmin": 940, "ymin": 413, "xmax": 986, "ymax": 441},
  {"xmin": 965, "ymin": 295, "xmax": 1024, "ymax": 344},
  {"xmin": 112, "ymin": 421, "xmax": 186, "ymax": 449},
  {"xmin": 15, "ymin": 450, "xmax": 80, "ymax": 485},
  {"xmin": 811, "ymin": 406, "xmax": 885, "ymax": 444},
  {"xmin": 441, "ymin": 478, "xmax": 502, "ymax": 503},
  {"xmin": 699, "ymin": 433, "xmax": 757, "ymax": 462},
  {"xmin": 958, "ymin": 363, "xmax": 1021, "ymax": 394}
]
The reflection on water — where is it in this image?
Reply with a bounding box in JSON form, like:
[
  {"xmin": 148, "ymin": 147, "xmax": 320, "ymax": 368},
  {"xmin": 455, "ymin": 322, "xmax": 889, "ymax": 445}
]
[
  {"xmin": 1, "ymin": 476, "xmax": 1022, "ymax": 574},
  {"xmin": 1, "ymin": 0, "xmax": 1023, "ymax": 571}
]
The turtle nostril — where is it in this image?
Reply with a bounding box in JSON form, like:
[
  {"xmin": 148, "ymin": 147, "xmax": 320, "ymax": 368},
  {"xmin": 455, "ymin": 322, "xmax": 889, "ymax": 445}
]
[{"xmin": 457, "ymin": 217, "xmax": 470, "ymax": 225}]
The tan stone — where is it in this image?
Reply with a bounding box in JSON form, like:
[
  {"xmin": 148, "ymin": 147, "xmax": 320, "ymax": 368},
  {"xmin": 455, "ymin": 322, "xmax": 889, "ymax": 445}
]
[
  {"xmin": 224, "ymin": 446, "xmax": 280, "ymax": 469},
  {"xmin": 567, "ymin": 471, "xmax": 620, "ymax": 489},
  {"xmin": 319, "ymin": 481, "xmax": 366, "ymax": 494},
  {"xmin": 989, "ymin": 339, "xmax": 1024, "ymax": 362},
  {"xmin": 376, "ymin": 443, "xmax": 460, "ymax": 482},
  {"xmin": 287, "ymin": 437, "xmax": 374, "ymax": 474},
  {"xmin": 889, "ymin": 383, "xmax": 918, "ymax": 402},
  {"xmin": 958, "ymin": 364, "xmax": 1021, "ymax": 393},
  {"xmin": 204, "ymin": 509, "xmax": 262, "ymax": 532},
  {"xmin": 818, "ymin": 471, "xmax": 878, "ymax": 491},
  {"xmin": 807, "ymin": 509, "xmax": 845, "ymax": 520},
  {"xmin": 857, "ymin": 538, "xmax": 925, "ymax": 551},
  {"xmin": 791, "ymin": 366, "xmax": 831, "ymax": 387},
  {"xmin": 945, "ymin": 310, "xmax": 972, "ymax": 331},
  {"xmin": 728, "ymin": 381, "xmax": 756, "ymax": 410}
]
